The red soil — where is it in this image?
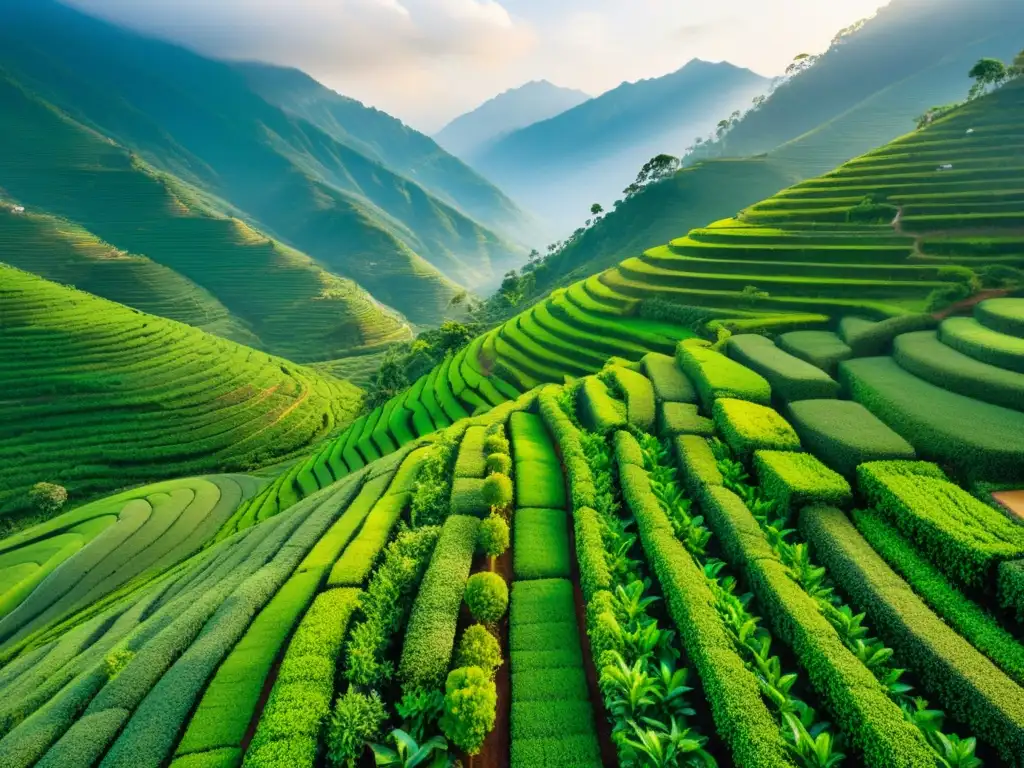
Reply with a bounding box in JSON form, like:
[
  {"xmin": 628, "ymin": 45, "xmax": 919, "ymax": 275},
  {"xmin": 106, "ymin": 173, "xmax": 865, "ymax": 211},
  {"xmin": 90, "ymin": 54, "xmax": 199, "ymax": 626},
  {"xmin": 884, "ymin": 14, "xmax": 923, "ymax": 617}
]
[{"xmin": 993, "ymin": 490, "xmax": 1024, "ymax": 524}]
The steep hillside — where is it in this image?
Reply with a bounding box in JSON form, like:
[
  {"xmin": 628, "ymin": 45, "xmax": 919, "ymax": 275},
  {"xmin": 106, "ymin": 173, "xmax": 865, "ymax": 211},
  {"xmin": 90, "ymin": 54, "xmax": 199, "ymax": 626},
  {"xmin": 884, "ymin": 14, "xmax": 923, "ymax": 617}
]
[
  {"xmin": 0, "ymin": 0, "xmax": 525, "ymax": 321},
  {"xmin": 531, "ymin": 0, "xmax": 1023, "ymax": 289},
  {"xmin": 0, "ymin": 73, "xmax": 410, "ymax": 361},
  {"xmin": 473, "ymin": 60, "xmax": 769, "ymax": 229},
  {"xmin": 0, "ymin": 266, "xmax": 361, "ymax": 522},
  {"xmin": 235, "ymin": 62, "xmax": 533, "ymax": 242},
  {"xmin": 434, "ymin": 79, "xmax": 592, "ymax": 160}
]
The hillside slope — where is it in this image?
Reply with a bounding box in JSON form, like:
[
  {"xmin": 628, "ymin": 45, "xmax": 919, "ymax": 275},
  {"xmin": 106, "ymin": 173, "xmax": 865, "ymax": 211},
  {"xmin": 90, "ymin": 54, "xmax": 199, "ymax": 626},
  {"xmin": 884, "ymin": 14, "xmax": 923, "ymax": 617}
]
[
  {"xmin": 0, "ymin": 265, "xmax": 361, "ymax": 522},
  {"xmin": 434, "ymin": 79, "xmax": 592, "ymax": 160},
  {"xmin": 0, "ymin": 73, "xmax": 411, "ymax": 361},
  {"xmin": 532, "ymin": 0, "xmax": 1024, "ymax": 290},
  {"xmin": 0, "ymin": 0, "xmax": 525, "ymax": 322},
  {"xmin": 236, "ymin": 62, "xmax": 533, "ymax": 242},
  {"xmin": 473, "ymin": 60, "xmax": 769, "ymax": 229}
]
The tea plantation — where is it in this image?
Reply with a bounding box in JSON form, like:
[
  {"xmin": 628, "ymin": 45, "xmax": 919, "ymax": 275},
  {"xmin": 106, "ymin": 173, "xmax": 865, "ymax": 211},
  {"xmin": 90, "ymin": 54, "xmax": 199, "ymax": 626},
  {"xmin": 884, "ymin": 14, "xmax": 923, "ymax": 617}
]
[{"xmin": 1, "ymin": 64, "xmax": 1023, "ymax": 768}]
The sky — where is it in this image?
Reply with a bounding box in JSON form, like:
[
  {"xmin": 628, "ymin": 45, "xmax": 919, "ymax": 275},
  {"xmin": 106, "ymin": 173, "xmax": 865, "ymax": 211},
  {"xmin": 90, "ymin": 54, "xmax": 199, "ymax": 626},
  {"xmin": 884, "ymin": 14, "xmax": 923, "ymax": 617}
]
[{"xmin": 65, "ymin": 0, "xmax": 890, "ymax": 133}]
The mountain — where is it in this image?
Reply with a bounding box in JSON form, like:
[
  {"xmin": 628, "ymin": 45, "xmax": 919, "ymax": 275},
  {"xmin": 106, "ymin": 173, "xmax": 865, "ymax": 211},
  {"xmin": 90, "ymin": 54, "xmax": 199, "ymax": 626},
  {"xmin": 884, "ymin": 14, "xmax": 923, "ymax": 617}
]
[
  {"xmin": 0, "ymin": 0, "xmax": 526, "ymax": 338},
  {"xmin": 528, "ymin": 0, "xmax": 1024, "ymax": 292},
  {"xmin": 434, "ymin": 79, "xmax": 592, "ymax": 160},
  {"xmin": 0, "ymin": 264, "xmax": 361, "ymax": 522},
  {"xmin": 233, "ymin": 62, "xmax": 534, "ymax": 243},
  {"xmin": 471, "ymin": 60, "xmax": 770, "ymax": 231}
]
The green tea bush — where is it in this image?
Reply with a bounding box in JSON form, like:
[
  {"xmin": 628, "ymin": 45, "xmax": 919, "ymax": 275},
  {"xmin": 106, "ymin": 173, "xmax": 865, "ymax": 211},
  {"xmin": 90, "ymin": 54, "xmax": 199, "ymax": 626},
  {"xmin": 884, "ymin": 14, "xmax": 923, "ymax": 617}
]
[
  {"xmin": 854, "ymin": 509, "xmax": 1024, "ymax": 686},
  {"xmin": 858, "ymin": 461, "xmax": 1024, "ymax": 589},
  {"xmin": 574, "ymin": 507, "xmax": 612, "ymax": 601},
  {"xmin": 439, "ymin": 666, "xmax": 496, "ymax": 755},
  {"xmin": 843, "ymin": 314, "xmax": 937, "ymax": 357},
  {"xmin": 785, "ymin": 399, "xmax": 916, "ymax": 478},
  {"xmin": 411, "ymin": 434, "xmax": 460, "ymax": 527},
  {"xmin": 328, "ymin": 492, "xmax": 410, "ymax": 587},
  {"xmin": 455, "ymin": 624, "xmax": 503, "ymax": 678},
  {"xmin": 513, "ymin": 508, "xmax": 570, "ymax": 580},
  {"xmin": 399, "ymin": 516, "xmax": 480, "ymax": 689},
  {"xmin": 346, "ymin": 528, "xmax": 439, "ymax": 688},
  {"xmin": 776, "ymin": 331, "xmax": 852, "ymax": 376},
  {"xmin": 976, "ymin": 298, "xmax": 1024, "ymax": 338},
  {"xmin": 726, "ymin": 334, "xmax": 840, "ymax": 402},
  {"xmin": 657, "ymin": 401, "xmax": 713, "ymax": 437},
  {"xmin": 465, "ymin": 572, "xmax": 508, "ymax": 623},
  {"xmin": 641, "ymin": 352, "xmax": 698, "ymax": 403},
  {"xmin": 477, "ymin": 514, "xmax": 510, "ymax": 560},
  {"xmin": 999, "ymin": 560, "xmax": 1024, "ymax": 623},
  {"xmin": 28, "ymin": 483, "xmax": 67, "ymax": 515},
  {"xmin": 326, "ymin": 690, "xmax": 386, "ymax": 768},
  {"xmin": 538, "ymin": 388, "xmax": 596, "ymax": 511},
  {"xmin": 454, "ymin": 427, "xmax": 488, "ymax": 478},
  {"xmin": 673, "ymin": 435, "xmax": 723, "ymax": 500},
  {"xmin": 577, "ymin": 377, "xmax": 627, "ymax": 434},
  {"xmin": 450, "ymin": 478, "xmax": 489, "ymax": 518},
  {"xmin": 613, "ymin": 429, "xmax": 646, "ymax": 467},
  {"xmin": 940, "ymin": 317, "xmax": 1024, "ymax": 374},
  {"xmin": 801, "ymin": 506, "xmax": 1024, "ymax": 764},
  {"xmin": 485, "ymin": 453, "xmax": 512, "ymax": 476},
  {"xmin": 713, "ymin": 398, "xmax": 801, "ymax": 460},
  {"xmin": 676, "ymin": 341, "xmax": 771, "ymax": 410},
  {"xmin": 603, "ymin": 366, "xmax": 656, "ymax": 431},
  {"xmin": 754, "ymin": 450, "xmax": 853, "ymax": 513},
  {"xmin": 104, "ymin": 649, "xmax": 134, "ymax": 681},
  {"xmin": 246, "ymin": 588, "xmax": 361, "ymax": 767},
  {"xmin": 615, "ymin": 454, "xmax": 795, "ymax": 767}
]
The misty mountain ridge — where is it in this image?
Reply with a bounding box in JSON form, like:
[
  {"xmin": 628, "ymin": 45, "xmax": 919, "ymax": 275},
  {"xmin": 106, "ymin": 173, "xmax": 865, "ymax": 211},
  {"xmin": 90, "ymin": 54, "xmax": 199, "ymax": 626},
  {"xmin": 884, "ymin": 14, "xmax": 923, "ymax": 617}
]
[{"xmin": 434, "ymin": 79, "xmax": 592, "ymax": 161}]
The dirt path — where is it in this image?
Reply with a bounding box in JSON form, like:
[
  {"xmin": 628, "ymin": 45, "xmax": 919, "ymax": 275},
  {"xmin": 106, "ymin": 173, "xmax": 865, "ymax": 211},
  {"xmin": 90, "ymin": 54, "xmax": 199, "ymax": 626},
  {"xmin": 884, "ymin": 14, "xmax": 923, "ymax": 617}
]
[
  {"xmin": 993, "ymin": 490, "xmax": 1024, "ymax": 524},
  {"xmin": 931, "ymin": 288, "xmax": 1012, "ymax": 320}
]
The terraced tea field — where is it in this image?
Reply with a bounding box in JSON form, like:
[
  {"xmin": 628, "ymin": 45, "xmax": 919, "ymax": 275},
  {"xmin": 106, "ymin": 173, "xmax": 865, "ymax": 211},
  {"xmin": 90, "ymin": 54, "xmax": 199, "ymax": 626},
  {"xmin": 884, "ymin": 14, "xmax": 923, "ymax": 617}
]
[{"xmin": 0, "ymin": 266, "xmax": 360, "ymax": 522}]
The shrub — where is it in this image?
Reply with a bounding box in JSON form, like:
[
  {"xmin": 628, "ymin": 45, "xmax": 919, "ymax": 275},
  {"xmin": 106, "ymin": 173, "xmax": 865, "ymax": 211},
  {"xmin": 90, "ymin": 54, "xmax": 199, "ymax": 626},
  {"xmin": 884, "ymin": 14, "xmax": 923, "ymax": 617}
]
[
  {"xmin": 613, "ymin": 429, "xmax": 645, "ymax": 467},
  {"xmin": 513, "ymin": 508, "xmax": 570, "ymax": 580},
  {"xmin": 801, "ymin": 506, "xmax": 1024, "ymax": 765},
  {"xmin": 776, "ymin": 331, "xmax": 852, "ymax": 376},
  {"xmin": 399, "ymin": 516, "xmax": 480, "ymax": 689},
  {"xmin": 484, "ymin": 423, "xmax": 511, "ymax": 455},
  {"xmin": 926, "ymin": 282, "xmax": 973, "ymax": 312},
  {"xmin": 577, "ymin": 377, "xmax": 626, "ymax": 434},
  {"xmin": 854, "ymin": 509, "xmax": 1024, "ymax": 686},
  {"xmin": 676, "ymin": 341, "xmax": 771, "ymax": 410},
  {"xmin": 465, "ymin": 572, "xmax": 508, "ymax": 623},
  {"xmin": 411, "ymin": 433, "xmax": 460, "ymax": 527},
  {"xmin": 328, "ymin": 492, "xmax": 410, "ymax": 586},
  {"xmin": 785, "ymin": 399, "xmax": 916, "ymax": 478},
  {"xmin": 999, "ymin": 560, "xmax": 1024, "ymax": 623},
  {"xmin": 485, "ymin": 453, "xmax": 512, "ymax": 476},
  {"xmin": 858, "ymin": 461, "xmax": 1024, "ymax": 590},
  {"xmin": 455, "ymin": 625, "xmax": 503, "ymax": 678},
  {"xmin": 346, "ymin": 528, "xmax": 439, "ymax": 688},
  {"xmin": 713, "ymin": 398, "xmax": 801, "ymax": 461},
  {"xmin": 477, "ymin": 514, "xmax": 510, "ymax": 560},
  {"xmin": 657, "ymin": 402, "xmax": 713, "ymax": 437},
  {"xmin": 603, "ymin": 366, "xmax": 656, "ymax": 431},
  {"xmin": 439, "ymin": 667, "xmax": 496, "ymax": 756},
  {"xmin": 104, "ymin": 649, "xmax": 134, "ymax": 681},
  {"xmin": 754, "ymin": 450, "xmax": 853, "ymax": 514},
  {"xmin": 574, "ymin": 507, "xmax": 612, "ymax": 601},
  {"xmin": 450, "ymin": 478, "xmax": 490, "ymax": 518},
  {"xmin": 842, "ymin": 314, "xmax": 937, "ymax": 357},
  {"xmin": 725, "ymin": 334, "xmax": 840, "ymax": 402},
  {"xmin": 482, "ymin": 473, "xmax": 513, "ymax": 510},
  {"xmin": 641, "ymin": 352, "xmax": 698, "ymax": 403},
  {"xmin": 454, "ymin": 427, "xmax": 488, "ymax": 478},
  {"xmin": 326, "ymin": 690, "xmax": 386, "ymax": 768},
  {"xmin": 28, "ymin": 483, "xmax": 67, "ymax": 515},
  {"xmin": 538, "ymin": 388, "xmax": 596, "ymax": 511},
  {"xmin": 673, "ymin": 435, "xmax": 723, "ymax": 500}
]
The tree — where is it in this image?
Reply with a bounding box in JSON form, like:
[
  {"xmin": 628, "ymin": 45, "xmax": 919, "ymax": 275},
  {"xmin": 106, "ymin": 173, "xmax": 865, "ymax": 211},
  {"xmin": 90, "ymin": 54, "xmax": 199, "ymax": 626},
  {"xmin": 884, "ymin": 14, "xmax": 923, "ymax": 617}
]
[
  {"xmin": 968, "ymin": 57, "xmax": 1007, "ymax": 98},
  {"xmin": 635, "ymin": 154, "xmax": 680, "ymax": 187},
  {"xmin": 1010, "ymin": 48, "xmax": 1024, "ymax": 78},
  {"xmin": 29, "ymin": 482, "xmax": 67, "ymax": 515},
  {"xmin": 590, "ymin": 203, "xmax": 603, "ymax": 216}
]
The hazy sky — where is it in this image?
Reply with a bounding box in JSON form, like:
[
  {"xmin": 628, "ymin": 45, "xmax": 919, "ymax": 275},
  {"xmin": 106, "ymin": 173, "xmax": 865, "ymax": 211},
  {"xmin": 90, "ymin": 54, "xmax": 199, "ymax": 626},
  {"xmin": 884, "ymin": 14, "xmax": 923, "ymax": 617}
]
[{"xmin": 66, "ymin": 0, "xmax": 890, "ymax": 132}]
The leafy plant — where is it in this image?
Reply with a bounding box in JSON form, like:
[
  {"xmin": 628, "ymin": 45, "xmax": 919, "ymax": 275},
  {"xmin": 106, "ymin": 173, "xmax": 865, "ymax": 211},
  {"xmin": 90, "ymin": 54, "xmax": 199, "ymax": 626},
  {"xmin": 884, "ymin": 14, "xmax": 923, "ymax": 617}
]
[
  {"xmin": 327, "ymin": 690, "xmax": 387, "ymax": 768},
  {"xmin": 454, "ymin": 624, "xmax": 503, "ymax": 678},
  {"xmin": 395, "ymin": 689, "xmax": 445, "ymax": 743},
  {"xmin": 464, "ymin": 571, "xmax": 508, "ymax": 624},
  {"xmin": 439, "ymin": 666, "xmax": 497, "ymax": 755},
  {"xmin": 104, "ymin": 648, "xmax": 134, "ymax": 680},
  {"xmin": 477, "ymin": 514, "xmax": 509, "ymax": 564},
  {"xmin": 371, "ymin": 729, "xmax": 453, "ymax": 768}
]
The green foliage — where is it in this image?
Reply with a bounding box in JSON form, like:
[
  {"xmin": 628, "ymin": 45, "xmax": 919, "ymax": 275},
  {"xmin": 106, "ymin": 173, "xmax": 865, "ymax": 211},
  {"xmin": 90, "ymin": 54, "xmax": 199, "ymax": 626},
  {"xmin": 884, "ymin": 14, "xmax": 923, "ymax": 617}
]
[
  {"xmin": 657, "ymin": 402, "xmax": 714, "ymax": 438},
  {"xmin": 27, "ymin": 483, "xmax": 67, "ymax": 515},
  {"xmin": 455, "ymin": 625, "xmax": 503, "ymax": 678},
  {"xmin": 602, "ymin": 366, "xmax": 657, "ymax": 432},
  {"xmin": 801, "ymin": 506, "xmax": 1024, "ymax": 764},
  {"xmin": 641, "ymin": 351, "xmax": 699, "ymax": 404},
  {"xmin": 370, "ymin": 728, "xmax": 452, "ymax": 768},
  {"xmin": 578, "ymin": 377, "xmax": 627, "ymax": 434},
  {"xmin": 399, "ymin": 516, "xmax": 480, "ymax": 690},
  {"xmin": 464, "ymin": 571, "xmax": 508, "ymax": 624},
  {"xmin": 346, "ymin": 527, "xmax": 440, "ymax": 688},
  {"xmin": 785, "ymin": 399, "xmax": 916, "ymax": 478},
  {"xmin": 326, "ymin": 690, "xmax": 387, "ymax": 768},
  {"xmin": 998, "ymin": 560, "xmax": 1024, "ymax": 623},
  {"xmin": 676, "ymin": 342, "xmax": 771, "ymax": 410},
  {"xmin": 477, "ymin": 514, "xmax": 510, "ymax": 560},
  {"xmin": 439, "ymin": 667, "xmax": 497, "ymax": 755},
  {"xmin": 845, "ymin": 195, "xmax": 898, "ymax": 224},
  {"xmin": 858, "ymin": 461, "xmax": 1024, "ymax": 590},
  {"xmin": 454, "ymin": 427, "xmax": 488, "ymax": 478},
  {"xmin": 411, "ymin": 435, "xmax": 460, "ymax": 527},
  {"xmin": 673, "ymin": 435, "xmax": 723, "ymax": 500},
  {"xmin": 510, "ymin": 412, "xmax": 568, "ymax": 510},
  {"xmin": 853, "ymin": 508, "xmax": 1024, "ymax": 687},
  {"xmin": 976, "ymin": 298, "xmax": 1024, "ymax": 338},
  {"xmin": 940, "ymin": 316, "xmax": 1024, "ymax": 374},
  {"xmin": 485, "ymin": 453, "xmax": 512, "ymax": 476},
  {"xmin": 752, "ymin": 450, "xmax": 853, "ymax": 514},
  {"xmin": 713, "ymin": 398, "xmax": 801, "ymax": 461},
  {"xmin": 776, "ymin": 331, "xmax": 852, "ymax": 377},
  {"xmin": 513, "ymin": 508, "xmax": 570, "ymax": 580},
  {"xmin": 394, "ymin": 691, "xmax": 446, "ymax": 745},
  {"xmin": 481, "ymin": 473, "xmax": 514, "ymax": 510},
  {"xmin": 104, "ymin": 648, "xmax": 134, "ymax": 681},
  {"xmin": 841, "ymin": 314, "xmax": 937, "ymax": 358},
  {"xmin": 725, "ymin": 335, "xmax": 840, "ymax": 402}
]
